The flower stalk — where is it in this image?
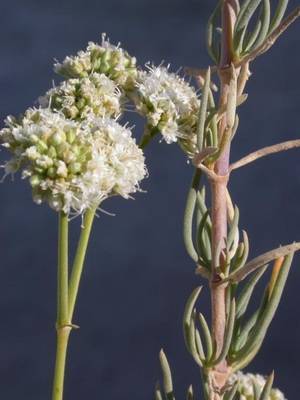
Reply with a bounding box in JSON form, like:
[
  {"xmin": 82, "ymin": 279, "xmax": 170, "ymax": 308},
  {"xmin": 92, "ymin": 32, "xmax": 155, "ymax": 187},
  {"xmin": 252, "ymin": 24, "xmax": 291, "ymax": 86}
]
[
  {"xmin": 53, "ymin": 212, "xmax": 70, "ymax": 400},
  {"xmin": 52, "ymin": 208, "xmax": 97, "ymax": 400},
  {"xmin": 68, "ymin": 207, "xmax": 97, "ymax": 320}
]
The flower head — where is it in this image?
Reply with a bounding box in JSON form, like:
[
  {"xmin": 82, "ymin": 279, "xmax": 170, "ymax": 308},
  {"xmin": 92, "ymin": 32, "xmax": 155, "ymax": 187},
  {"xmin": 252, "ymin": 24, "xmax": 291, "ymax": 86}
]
[
  {"xmin": 229, "ymin": 372, "xmax": 286, "ymax": 400},
  {"xmin": 0, "ymin": 108, "xmax": 146, "ymax": 215},
  {"xmin": 54, "ymin": 35, "xmax": 137, "ymax": 91},
  {"xmin": 133, "ymin": 65, "xmax": 199, "ymax": 150},
  {"xmin": 40, "ymin": 73, "xmax": 122, "ymax": 121}
]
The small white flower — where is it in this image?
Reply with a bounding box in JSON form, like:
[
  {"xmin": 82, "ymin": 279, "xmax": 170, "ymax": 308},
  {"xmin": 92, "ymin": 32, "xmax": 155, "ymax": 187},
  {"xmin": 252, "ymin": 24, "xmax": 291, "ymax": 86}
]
[
  {"xmin": 133, "ymin": 65, "xmax": 200, "ymax": 151},
  {"xmin": 229, "ymin": 371, "xmax": 287, "ymax": 400}
]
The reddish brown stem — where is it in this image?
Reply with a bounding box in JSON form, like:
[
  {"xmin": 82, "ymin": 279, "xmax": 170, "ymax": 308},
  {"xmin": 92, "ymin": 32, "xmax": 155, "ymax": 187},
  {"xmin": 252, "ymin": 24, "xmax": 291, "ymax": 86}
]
[{"xmin": 208, "ymin": 1, "xmax": 238, "ymax": 397}]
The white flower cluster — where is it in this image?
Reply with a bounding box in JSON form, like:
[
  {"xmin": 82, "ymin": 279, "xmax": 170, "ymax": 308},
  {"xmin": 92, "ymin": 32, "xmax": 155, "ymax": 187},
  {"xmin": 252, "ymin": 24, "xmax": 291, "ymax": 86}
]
[
  {"xmin": 54, "ymin": 35, "xmax": 137, "ymax": 91},
  {"xmin": 0, "ymin": 36, "xmax": 147, "ymax": 215},
  {"xmin": 40, "ymin": 73, "xmax": 122, "ymax": 121},
  {"xmin": 0, "ymin": 109, "xmax": 146, "ymax": 215},
  {"xmin": 133, "ymin": 65, "xmax": 200, "ymax": 150},
  {"xmin": 229, "ymin": 372, "xmax": 286, "ymax": 400}
]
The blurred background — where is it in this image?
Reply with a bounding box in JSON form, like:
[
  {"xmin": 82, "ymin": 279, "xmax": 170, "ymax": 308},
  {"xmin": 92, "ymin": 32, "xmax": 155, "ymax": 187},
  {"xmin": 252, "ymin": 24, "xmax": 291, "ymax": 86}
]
[{"xmin": 0, "ymin": 0, "xmax": 300, "ymax": 398}]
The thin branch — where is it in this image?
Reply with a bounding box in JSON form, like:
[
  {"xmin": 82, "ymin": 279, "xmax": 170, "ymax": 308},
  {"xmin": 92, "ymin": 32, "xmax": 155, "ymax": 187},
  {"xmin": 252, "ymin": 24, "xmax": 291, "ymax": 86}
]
[
  {"xmin": 229, "ymin": 139, "xmax": 300, "ymax": 172},
  {"xmin": 236, "ymin": 6, "xmax": 300, "ymax": 67},
  {"xmin": 226, "ymin": 242, "xmax": 300, "ymax": 283}
]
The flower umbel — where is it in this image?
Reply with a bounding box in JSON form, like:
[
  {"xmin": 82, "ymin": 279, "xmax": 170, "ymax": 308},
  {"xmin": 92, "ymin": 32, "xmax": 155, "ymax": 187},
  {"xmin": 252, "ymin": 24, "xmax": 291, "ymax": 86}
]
[
  {"xmin": 229, "ymin": 372, "xmax": 286, "ymax": 400},
  {"xmin": 54, "ymin": 35, "xmax": 137, "ymax": 91},
  {"xmin": 40, "ymin": 73, "xmax": 122, "ymax": 121},
  {"xmin": 0, "ymin": 109, "xmax": 146, "ymax": 214},
  {"xmin": 133, "ymin": 65, "xmax": 199, "ymax": 150}
]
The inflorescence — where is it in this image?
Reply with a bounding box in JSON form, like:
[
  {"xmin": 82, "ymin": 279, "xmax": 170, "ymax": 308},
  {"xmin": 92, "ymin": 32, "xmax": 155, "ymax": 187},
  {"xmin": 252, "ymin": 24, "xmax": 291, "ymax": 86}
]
[
  {"xmin": 0, "ymin": 35, "xmax": 203, "ymax": 215},
  {"xmin": 132, "ymin": 65, "xmax": 200, "ymax": 148},
  {"xmin": 229, "ymin": 372, "xmax": 286, "ymax": 400},
  {"xmin": 0, "ymin": 36, "xmax": 149, "ymax": 215}
]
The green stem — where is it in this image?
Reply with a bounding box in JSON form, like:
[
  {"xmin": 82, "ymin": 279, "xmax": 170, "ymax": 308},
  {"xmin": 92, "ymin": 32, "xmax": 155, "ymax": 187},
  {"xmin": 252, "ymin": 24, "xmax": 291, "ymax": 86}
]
[
  {"xmin": 57, "ymin": 212, "xmax": 69, "ymax": 326},
  {"xmin": 52, "ymin": 212, "xmax": 69, "ymax": 400},
  {"xmin": 68, "ymin": 207, "xmax": 97, "ymax": 322},
  {"xmin": 52, "ymin": 327, "xmax": 71, "ymax": 400},
  {"xmin": 52, "ymin": 207, "xmax": 96, "ymax": 400}
]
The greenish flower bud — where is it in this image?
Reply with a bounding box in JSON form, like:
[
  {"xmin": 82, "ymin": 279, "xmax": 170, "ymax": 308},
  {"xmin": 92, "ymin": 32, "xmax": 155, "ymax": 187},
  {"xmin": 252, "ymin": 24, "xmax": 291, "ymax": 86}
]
[
  {"xmin": 50, "ymin": 132, "xmax": 66, "ymax": 146},
  {"xmin": 47, "ymin": 167, "xmax": 56, "ymax": 178},
  {"xmin": 30, "ymin": 175, "xmax": 41, "ymax": 188},
  {"xmin": 48, "ymin": 146, "xmax": 57, "ymax": 159},
  {"xmin": 69, "ymin": 162, "xmax": 82, "ymax": 174}
]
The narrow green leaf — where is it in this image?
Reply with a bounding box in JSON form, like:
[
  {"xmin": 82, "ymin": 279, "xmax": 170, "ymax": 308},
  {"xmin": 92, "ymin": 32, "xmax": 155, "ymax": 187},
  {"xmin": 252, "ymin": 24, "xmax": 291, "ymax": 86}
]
[
  {"xmin": 155, "ymin": 382, "xmax": 163, "ymax": 400},
  {"xmin": 195, "ymin": 328, "xmax": 206, "ymax": 360},
  {"xmin": 206, "ymin": 1, "xmax": 222, "ymax": 63},
  {"xmin": 196, "ymin": 190, "xmax": 211, "ymax": 227},
  {"xmin": 236, "ymin": 0, "xmax": 263, "ymax": 32},
  {"xmin": 231, "ymin": 230, "xmax": 249, "ymax": 274},
  {"xmin": 244, "ymin": 19, "xmax": 262, "ymax": 52},
  {"xmin": 232, "ymin": 335, "xmax": 264, "ymax": 371},
  {"xmin": 199, "ymin": 313, "xmax": 213, "ymax": 360},
  {"xmin": 213, "ymin": 299, "xmax": 236, "ymax": 365},
  {"xmin": 159, "ymin": 350, "xmax": 175, "ymax": 400},
  {"xmin": 224, "ymin": 381, "xmax": 239, "ymax": 400},
  {"xmin": 183, "ymin": 287, "xmax": 203, "ymax": 350},
  {"xmin": 207, "ymin": 92, "xmax": 219, "ymax": 147},
  {"xmin": 197, "ymin": 211, "xmax": 212, "ymax": 265},
  {"xmin": 234, "ymin": 0, "xmax": 252, "ymax": 51},
  {"xmin": 186, "ymin": 385, "xmax": 194, "ymax": 400},
  {"xmin": 183, "ymin": 171, "xmax": 201, "ymax": 262},
  {"xmin": 236, "ymin": 265, "xmax": 268, "ymax": 318},
  {"xmin": 197, "ymin": 68, "xmax": 211, "ymax": 151},
  {"xmin": 227, "ymin": 206, "xmax": 240, "ymax": 251},
  {"xmin": 233, "ymin": 309, "xmax": 259, "ymax": 352},
  {"xmin": 235, "ymin": 0, "xmax": 252, "ymax": 29},
  {"xmin": 234, "ymin": 25, "xmax": 248, "ymax": 54},
  {"xmin": 233, "ymin": 253, "xmax": 293, "ymax": 367},
  {"xmin": 269, "ymin": 0, "xmax": 289, "ymax": 33},
  {"xmin": 259, "ymin": 372, "xmax": 274, "ymax": 400},
  {"xmin": 233, "ymin": 291, "xmax": 268, "ymax": 353},
  {"xmin": 225, "ymin": 285, "xmax": 232, "ymax": 318},
  {"xmin": 188, "ymin": 311, "xmax": 204, "ymax": 366},
  {"xmin": 253, "ymin": 0, "xmax": 271, "ymax": 49},
  {"xmin": 205, "ymin": 129, "xmax": 214, "ymax": 148}
]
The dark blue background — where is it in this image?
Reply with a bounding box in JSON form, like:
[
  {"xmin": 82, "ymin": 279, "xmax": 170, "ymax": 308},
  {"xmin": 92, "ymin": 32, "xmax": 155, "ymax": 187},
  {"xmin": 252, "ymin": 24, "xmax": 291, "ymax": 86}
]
[{"xmin": 0, "ymin": 0, "xmax": 300, "ymax": 398}]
